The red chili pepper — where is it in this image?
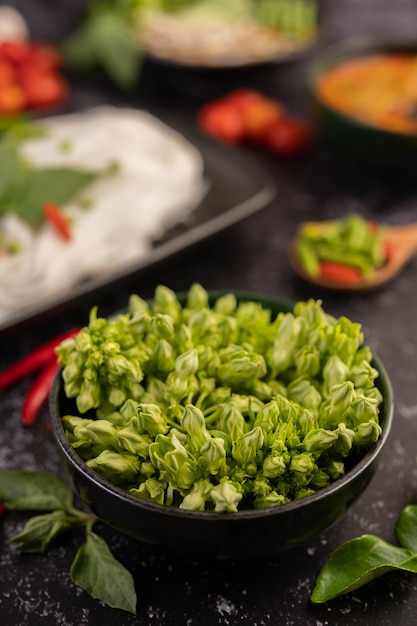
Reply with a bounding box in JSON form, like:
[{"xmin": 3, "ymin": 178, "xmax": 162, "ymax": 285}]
[
  {"xmin": 22, "ymin": 360, "xmax": 60, "ymax": 426},
  {"xmin": 319, "ymin": 261, "xmax": 362, "ymax": 284},
  {"xmin": 0, "ymin": 328, "xmax": 79, "ymax": 388},
  {"xmin": 43, "ymin": 202, "xmax": 72, "ymax": 240},
  {"xmin": 0, "ymin": 505, "xmax": 5, "ymax": 520}
]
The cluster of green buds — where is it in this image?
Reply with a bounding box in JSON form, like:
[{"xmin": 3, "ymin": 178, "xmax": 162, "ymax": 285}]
[{"xmin": 58, "ymin": 284, "xmax": 383, "ymax": 513}]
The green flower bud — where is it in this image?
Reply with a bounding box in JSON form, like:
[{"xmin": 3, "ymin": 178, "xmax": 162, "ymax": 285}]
[
  {"xmin": 187, "ymin": 283, "xmax": 209, "ymax": 309},
  {"xmin": 199, "ymin": 438, "xmax": 227, "ymax": 475},
  {"xmin": 73, "ymin": 419, "xmax": 117, "ymax": 447},
  {"xmin": 216, "ymin": 404, "xmax": 246, "ymax": 440},
  {"xmin": 252, "ymin": 477, "xmax": 272, "ymax": 497},
  {"xmin": 290, "ymin": 452, "xmax": 315, "ymax": 475},
  {"xmin": 150, "ymin": 339, "xmax": 175, "ymax": 376},
  {"xmin": 175, "ymin": 349, "xmax": 199, "ymax": 379},
  {"xmin": 329, "ymin": 381, "xmax": 356, "ymax": 417},
  {"xmin": 153, "ymin": 285, "xmax": 181, "ymax": 321},
  {"xmin": 232, "ymin": 426, "xmax": 264, "ymax": 466},
  {"xmin": 149, "ymin": 433, "xmax": 196, "ymax": 490},
  {"xmin": 254, "ymin": 491, "xmax": 287, "ymax": 509},
  {"xmin": 107, "ymin": 386, "xmax": 126, "ymax": 408},
  {"xmin": 181, "ymin": 404, "xmax": 210, "ymax": 451},
  {"xmin": 268, "ymin": 314, "xmax": 303, "ymax": 375},
  {"xmin": 263, "ymin": 455, "xmax": 286, "ymax": 478},
  {"xmin": 303, "ymin": 428, "xmax": 338, "ymax": 453},
  {"xmin": 137, "ymin": 403, "xmax": 169, "ymax": 436},
  {"xmin": 334, "ymin": 422, "xmax": 355, "ymax": 455},
  {"xmin": 353, "ymin": 420, "xmax": 382, "ymax": 446},
  {"xmin": 349, "ymin": 360, "xmax": 379, "ymax": 389},
  {"xmin": 345, "ymin": 395, "xmax": 379, "ymax": 428},
  {"xmin": 210, "ymin": 480, "xmax": 243, "ymax": 513},
  {"xmin": 180, "ymin": 479, "xmax": 212, "ymax": 511},
  {"xmin": 130, "ymin": 477, "xmax": 166, "ymax": 504},
  {"xmin": 217, "ymin": 348, "xmax": 267, "ymax": 388},
  {"xmin": 294, "ymin": 345, "xmax": 321, "ymax": 378},
  {"xmin": 150, "ymin": 313, "xmax": 175, "ymax": 340},
  {"xmin": 322, "ymin": 355, "xmax": 349, "ymax": 390},
  {"xmin": 116, "ymin": 424, "xmax": 151, "ymax": 458},
  {"xmin": 287, "ymin": 378, "xmax": 322, "ymax": 413},
  {"xmin": 214, "ymin": 293, "xmax": 237, "ymax": 316},
  {"xmin": 76, "ymin": 379, "xmax": 101, "ymax": 413},
  {"xmin": 87, "ymin": 450, "xmax": 140, "ymax": 484},
  {"xmin": 254, "ymin": 400, "xmax": 280, "ymax": 433}
]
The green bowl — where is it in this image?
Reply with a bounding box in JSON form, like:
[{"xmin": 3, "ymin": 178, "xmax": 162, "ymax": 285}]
[
  {"xmin": 307, "ymin": 37, "xmax": 417, "ymax": 170},
  {"xmin": 49, "ymin": 292, "xmax": 394, "ymax": 560}
]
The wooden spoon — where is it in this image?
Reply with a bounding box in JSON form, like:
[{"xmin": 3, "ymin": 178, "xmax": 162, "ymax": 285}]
[{"xmin": 289, "ymin": 221, "xmax": 417, "ymax": 292}]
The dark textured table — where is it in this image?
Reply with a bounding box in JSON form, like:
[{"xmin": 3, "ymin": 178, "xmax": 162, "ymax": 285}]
[{"xmin": 1, "ymin": 1, "xmax": 417, "ymax": 624}]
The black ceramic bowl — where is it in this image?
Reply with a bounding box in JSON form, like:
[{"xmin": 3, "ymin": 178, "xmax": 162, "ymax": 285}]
[
  {"xmin": 49, "ymin": 293, "xmax": 393, "ymax": 560},
  {"xmin": 307, "ymin": 37, "xmax": 417, "ymax": 170}
]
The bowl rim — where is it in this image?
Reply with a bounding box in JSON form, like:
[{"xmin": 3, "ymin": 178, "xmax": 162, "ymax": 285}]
[
  {"xmin": 49, "ymin": 291, "xmax": 394, "ymax": 522},
  {"xmin": 307, "ymin": 34, "xmax": 417, "ymax": 141}
]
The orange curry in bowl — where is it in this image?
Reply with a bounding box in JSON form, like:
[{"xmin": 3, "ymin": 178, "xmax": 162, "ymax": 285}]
[{"xmin": 315, "ymin": 53, "xmax": 417, "ymax": 135}]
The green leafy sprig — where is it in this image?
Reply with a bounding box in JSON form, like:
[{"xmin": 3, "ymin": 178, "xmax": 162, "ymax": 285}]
[
  {"xmin": 0, "ymin": 470, "xmax": 137, "ymax": 614},
  {"xmin": 311, "ymin": 504, "xmax": 417, "ymax": 603}
]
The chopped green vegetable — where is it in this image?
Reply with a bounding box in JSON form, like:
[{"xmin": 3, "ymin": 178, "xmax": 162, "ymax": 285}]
[
  {"xmin": 295, "ymin": 213, "xmax": 389, "ymax": 279},
  {"xmin": 57, "ymin": 284, "xmax": 383, "ymax": 512}
]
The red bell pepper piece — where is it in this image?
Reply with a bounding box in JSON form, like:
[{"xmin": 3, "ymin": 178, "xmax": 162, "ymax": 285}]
[
  {"xmin": 319, "ymin": 261, "xmax": 362, "ymax": 284},
  {"xmin": 0, "ymin": 328, "xmax": 79, "ymax": 388},
  {"xmin": 22, "ymin": 360, "xmax": 60, "ymax": 426}
]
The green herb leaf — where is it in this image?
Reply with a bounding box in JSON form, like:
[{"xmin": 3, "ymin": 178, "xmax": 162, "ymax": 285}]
[
  {"xmin": 63, "ymin": 6, "xmax": 142, "ymax": 89},
  {"xmin": 0, "ymin": 470, "xmax": 73, "ymax": 511},
  {"xmin": 0, "ymin": 139, "xmax": 99, "ymax": 226},
  {"xmin": 70, "ymin": 530, "xmax": 137, "ymax": 614},
  {"xmin": 311, "ymin": 534, "xmax": 417, "ymax": 603},
  {"xmin": 395, "ymin": 505, "xmax": 417, "ymax": 552},
  {"xmin": 11, "ymin": 510, "xmax": 79, "ymax": 553}
]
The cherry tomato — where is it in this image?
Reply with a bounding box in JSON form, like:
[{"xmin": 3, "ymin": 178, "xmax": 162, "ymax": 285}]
[
  {"xmin": 22, "ymin": 69, "xmax": 68, "ymax": 109},
  {"xmin": 197, "ymin": 100, "xmax": 244, "ymax": 143},
  {"xmin": 0, "ymin": 60, "xmax": 18, "ymax": 85},
  {"xmin": 264, "ymin": 117, "xmax": 312, "ymax": 156},
  {"xmin": 0, "ymin": 40, "xmax": 31, "ymax": 66},
  {"xmin": 241, "ymin": 98, "xmax": 285, "ymax": 142},
  {"xmin": 28, "ymin": 43, "xmax": 63, "ymax": 72},
  {"xmin": 223, "ymin": 88, "xmax": 263, "ymax": 113},
  {"xmin": 0, "ymin": 82, "xmax": 26, "ymax": 114}
]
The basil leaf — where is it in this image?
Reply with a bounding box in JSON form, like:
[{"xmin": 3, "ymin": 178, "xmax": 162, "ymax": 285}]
[
  {"xmin": 0, "ymin": 139, "xmax": 99, "ymax": 226},
  {"xmin": 311, "ymin": 534, "xmax": 417, "ymax": 603},
  {"xmin": 6, "ymin": 167, "xmax": 98, "ymax": 226},
  {"xmin": 70, "ymin": 530, "xmax": 137, "ymax": 614},
  {"xmin": 395, "ymin": 504, "xmax": 417, "ymax": 552},
  {"xmin": 0, "ymin": 470, "xmax": 73, "ymax": 511},
  {"xmin": 11, "ymin": 510, "xmax": 78, "ymax": 553}
]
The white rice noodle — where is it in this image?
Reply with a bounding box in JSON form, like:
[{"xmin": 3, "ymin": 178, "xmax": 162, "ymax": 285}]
[{"xmin": 0, "ymin": 107, "xmax": 207, "ymax": 322}]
